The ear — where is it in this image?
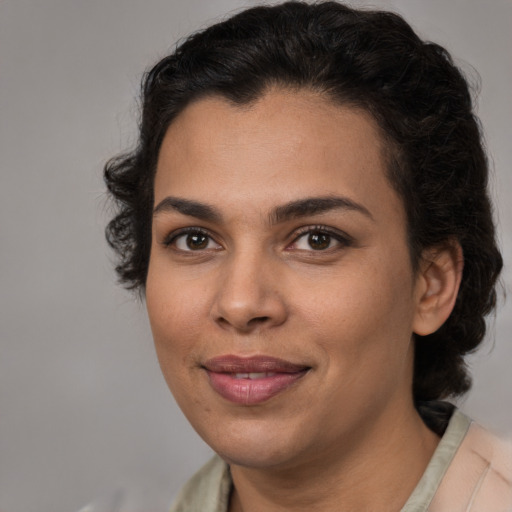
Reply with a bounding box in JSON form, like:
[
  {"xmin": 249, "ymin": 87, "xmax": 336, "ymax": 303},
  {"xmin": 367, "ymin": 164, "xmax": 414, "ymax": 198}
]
[{"xmin": 412, "ymin": 241, "xmax": 464, "ymax": 336}]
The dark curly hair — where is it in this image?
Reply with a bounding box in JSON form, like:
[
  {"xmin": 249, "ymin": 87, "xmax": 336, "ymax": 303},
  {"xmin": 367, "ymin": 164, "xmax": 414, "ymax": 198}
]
[{"xmin": 104, "ymin": 1, "xmax": 503, "ymax": 402}]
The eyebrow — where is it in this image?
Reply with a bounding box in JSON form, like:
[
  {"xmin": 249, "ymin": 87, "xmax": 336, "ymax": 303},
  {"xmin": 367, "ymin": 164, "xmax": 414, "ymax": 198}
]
[
  {"xmin": 153, "ymin": 195, "xmax": 373, "ymax": 224},
  {"xmin": 269, "ymin": 196, "xmax": 374, "ymax": 224},
  {"xmin": 153, "ymin": 196, "xmax": 222, "ymax": 223}
]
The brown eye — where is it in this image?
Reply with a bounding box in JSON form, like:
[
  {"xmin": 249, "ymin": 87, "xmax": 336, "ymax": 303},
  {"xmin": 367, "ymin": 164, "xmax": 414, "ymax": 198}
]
[
  {"xmin": 169, "ymin": 230, "xmax": 222, "ymax": 251},
  {"xmin": 186, "ymin": 233, "xmax": 209, "ymax": 250},
  {"xmin": 308, "ymin": 232, "xmax": 331, "ymax": 250},
  {"xmin": 291, "ymin": 227, "xmax": 352, "ymax": 252}
]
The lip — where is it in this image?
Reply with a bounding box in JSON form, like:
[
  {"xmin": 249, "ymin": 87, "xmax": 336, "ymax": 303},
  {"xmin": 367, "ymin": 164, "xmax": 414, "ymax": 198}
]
[{"xmin": 203, "ymin": 355, "xmax": 310, "ymax": 405}]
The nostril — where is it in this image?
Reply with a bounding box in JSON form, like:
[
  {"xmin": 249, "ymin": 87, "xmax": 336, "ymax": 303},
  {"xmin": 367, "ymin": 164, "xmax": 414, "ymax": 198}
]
[
  {"xmin": 248, "ymin": 316, "xmax": 271, "ymax": 326},
  {"xmin": 216, "ymin": 315, "xmax": 271, "ymax": 331}
]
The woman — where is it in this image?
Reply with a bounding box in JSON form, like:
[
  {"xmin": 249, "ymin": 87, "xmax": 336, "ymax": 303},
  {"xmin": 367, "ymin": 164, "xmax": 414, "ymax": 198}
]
[{"xmin": 105, "ymin": 2, "xmax": 511, "ymax": 510}]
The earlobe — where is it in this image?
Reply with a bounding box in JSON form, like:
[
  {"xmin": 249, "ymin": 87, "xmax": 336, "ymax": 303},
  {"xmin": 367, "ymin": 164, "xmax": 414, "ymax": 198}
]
[{"xmin": 412, "ymin": 241, "xmax": 464, "ymax": 336}]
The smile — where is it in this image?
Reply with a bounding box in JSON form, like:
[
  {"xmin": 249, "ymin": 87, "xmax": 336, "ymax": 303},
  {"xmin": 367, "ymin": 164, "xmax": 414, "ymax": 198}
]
[
  {"xmin": 202, "ymin": 355, "xmax": 310, "ymax": 405},
  {"xmin": 233, "ymin": 372, "xmax": 276, "ymax": 379}
]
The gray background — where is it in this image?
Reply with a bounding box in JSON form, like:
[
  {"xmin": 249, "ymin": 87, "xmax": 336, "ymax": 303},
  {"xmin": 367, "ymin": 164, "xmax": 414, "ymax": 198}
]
[{"xmin": 1, "ymin": 1, "xmax": 510, "ymax": 511}]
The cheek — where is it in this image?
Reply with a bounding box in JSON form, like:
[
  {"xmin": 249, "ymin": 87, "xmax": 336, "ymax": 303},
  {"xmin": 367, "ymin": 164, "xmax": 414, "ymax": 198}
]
[
  {"xmin": 145, "ymin": 268, "xmax": 208, "ymax": 378},
  {"xmin": 147, "ymin": 255, "xmax": 208, "ymax": 329},
  {"xmin": 146, "ymin": 274, "xmax": 221, "ymax": 423},
  {"xmin": 297, "ymin": 258, "xmax": 416, "ymax": 368},
  {"xmin": 302, "ymin": 261, "xmax": 412, "ymax": 326}
]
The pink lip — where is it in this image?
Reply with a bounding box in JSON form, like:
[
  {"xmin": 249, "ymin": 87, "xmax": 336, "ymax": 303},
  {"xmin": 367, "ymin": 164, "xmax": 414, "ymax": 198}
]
[{"xmin": 203, "ymin": 355, "xmax": 310, "ymax": 405}]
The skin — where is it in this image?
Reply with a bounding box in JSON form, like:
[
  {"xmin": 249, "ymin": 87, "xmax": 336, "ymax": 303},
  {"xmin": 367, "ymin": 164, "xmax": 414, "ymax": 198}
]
[{"xmin": 146, "ymin": 89, "xmax": 461, "ymax": 511}]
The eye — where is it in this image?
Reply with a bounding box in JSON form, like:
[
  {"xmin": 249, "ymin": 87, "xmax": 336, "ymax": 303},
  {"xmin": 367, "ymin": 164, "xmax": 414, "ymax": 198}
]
[
  {"xmin": 290, "ymin": 227, "xmax": 352, "ymax": 251},
  {"xmin": 165, "ymin": 229, "xmax": 222, "ymax": 252}
]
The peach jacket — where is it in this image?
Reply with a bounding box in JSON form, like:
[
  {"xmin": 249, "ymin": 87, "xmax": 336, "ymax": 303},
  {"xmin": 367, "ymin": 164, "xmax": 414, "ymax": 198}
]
[{"xmin": 170, "ymin": 410, "xmax": 512, "ymax": 512}]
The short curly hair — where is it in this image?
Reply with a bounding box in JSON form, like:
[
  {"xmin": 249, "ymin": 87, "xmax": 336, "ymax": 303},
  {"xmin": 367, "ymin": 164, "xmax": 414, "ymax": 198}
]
[{"xmin": 104, "ymin": 1, "xmax": 503, "ymax": 402}]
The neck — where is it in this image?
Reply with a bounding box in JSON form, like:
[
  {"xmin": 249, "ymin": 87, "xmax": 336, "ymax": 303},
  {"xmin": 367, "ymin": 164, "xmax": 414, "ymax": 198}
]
[{"xmin": 229, "ymin": 400, "xmax": 439, "ymax": 512}]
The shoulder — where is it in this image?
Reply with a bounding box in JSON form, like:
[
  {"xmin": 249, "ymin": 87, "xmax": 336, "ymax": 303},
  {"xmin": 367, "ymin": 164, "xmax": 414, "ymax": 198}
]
[
  {"xmin": 430, "ymin": 414, "xmax": 512, "ymax": 512},
  {"xmin": 169, "ymin": 455, "xmax": 231, "ymax": 512}
]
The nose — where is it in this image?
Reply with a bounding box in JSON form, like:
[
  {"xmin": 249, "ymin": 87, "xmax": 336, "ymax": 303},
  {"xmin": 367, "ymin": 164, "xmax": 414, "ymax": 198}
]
[{"xmin": 210, "ymin": 250, "xmax": 288, "ymax": 333}]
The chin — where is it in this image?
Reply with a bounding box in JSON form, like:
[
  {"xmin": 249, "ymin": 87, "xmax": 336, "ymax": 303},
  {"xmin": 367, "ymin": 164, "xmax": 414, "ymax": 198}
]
[
  {"xmin": 198, "ymin": 416, "xmax": 309, "ymax": 469},
  {"xmin": 216, "ymin": 442, "xmax": 300, "ymax": 470}
]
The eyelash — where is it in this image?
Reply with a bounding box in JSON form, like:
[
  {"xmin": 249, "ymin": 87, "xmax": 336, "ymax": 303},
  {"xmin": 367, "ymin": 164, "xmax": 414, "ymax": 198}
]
[
  {"xmin": 161, "ymin": 225, "xmax": 353, "ymax": 252},
  {"xmin": 290, "ymin": 225, "xmax": 353, "ymax": 251},
  {"xmin": 162, "ymin": 227, "xmax": 218, "ymax": 250}
]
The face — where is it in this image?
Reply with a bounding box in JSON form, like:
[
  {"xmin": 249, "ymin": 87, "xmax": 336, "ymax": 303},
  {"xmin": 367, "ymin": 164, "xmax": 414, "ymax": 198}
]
[{"xmin": 146, "ymin": 89, "xmax": 425, "ymax": 470}]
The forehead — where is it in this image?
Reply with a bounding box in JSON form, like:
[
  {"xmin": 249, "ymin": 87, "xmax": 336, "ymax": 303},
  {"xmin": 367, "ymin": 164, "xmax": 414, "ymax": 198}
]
[{"xmin": 154, "ymin": 89, "xmax": 402, "ymax": 223}]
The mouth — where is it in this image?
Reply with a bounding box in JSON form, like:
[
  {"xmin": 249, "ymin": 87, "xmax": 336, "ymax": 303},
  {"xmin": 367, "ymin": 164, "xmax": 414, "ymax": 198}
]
[{"xmin": 202, "ymin": 355, "xmax": 310, "ymax": 405}]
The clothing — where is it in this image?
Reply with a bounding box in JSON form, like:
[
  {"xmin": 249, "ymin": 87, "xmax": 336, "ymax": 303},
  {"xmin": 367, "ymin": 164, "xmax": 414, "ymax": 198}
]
[{"xmin": 169, "ymin": 409, "xmax": 512, "ymax": 512}]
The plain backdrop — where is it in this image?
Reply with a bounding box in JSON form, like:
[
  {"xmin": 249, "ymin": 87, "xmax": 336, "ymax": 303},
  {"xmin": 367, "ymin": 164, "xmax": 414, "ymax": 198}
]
[{"xmin": 1, "ymin": 1, "xmax": 511, "ymax": 511}]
